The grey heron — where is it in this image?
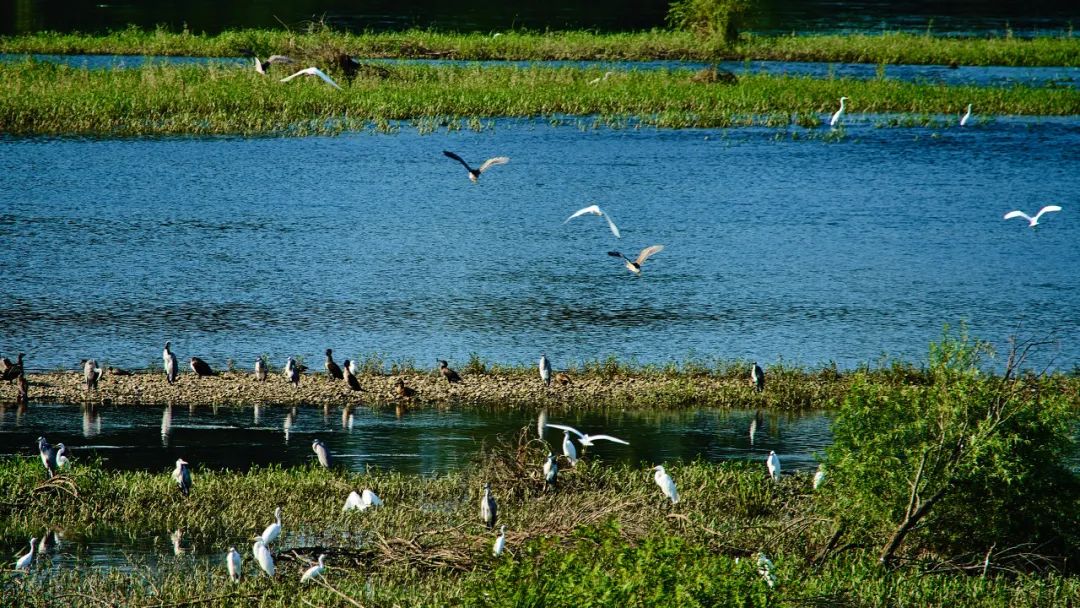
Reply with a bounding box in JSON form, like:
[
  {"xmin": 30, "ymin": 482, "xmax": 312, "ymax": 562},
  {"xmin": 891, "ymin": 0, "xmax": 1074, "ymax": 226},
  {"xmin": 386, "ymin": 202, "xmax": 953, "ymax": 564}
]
[
  {"xmin": 252, "ymin": 538, "xmax": 275, "ymax": 577},
  {"xmin": 312, "ymin": 438, "xmax": 333, "ymax": 468},
  {"xmin": 1003, "ymin": 205, "xmax": 1062, "ymax": 227},
  {"xmin": 492, "ymin": 525, "xmax": 506, "ymax": 556},
  {"xmin": 438, "ymin": 359, "xmax": 462, "ymax": 384},
  {"xmin": 83, "ymin": 359, "xmax": 102, "ymax": 390},
  {"xmin": 652, "ymin": 465, "xmax": 679, "ymax": 504},
  {"xmin": 960, "ymin": 103, "xmax": 973, "ymax": 126},
  {"xmin": 767, "ymin": 451, "xmax": 780, "ymax": 482},
  {"xmin": 343, "ymin": 489, "xmax": 383, "ymax": 512},
  {"xmin": 189, "ymin": 357, "xmax": 214, "ymax": 377},
  {"xmin": 608, "ymin": 245, "xmax": 664, "ymax": 275},
  {"xmin": 480, "ymin": 482, "xmax": 498, "ymax": 529},
  {"xmin": 173, "ymin": 458, "xmax": 192, "ymax": 496},
  {"xmin": 15, "ymin": 537, "xmax": 36, "ymax": 570},
  {"xmin": 543, "ymin": 452, "xmax": 558, "ymax": 488},
  {"xmin": 830, "ymin": 96, "xmax": 848, "ymax": 127},
  {"xmin": 539, "ymin": 354, "xmax": 552, "ymax": 386},
  {"xmin": 325, "ymin": 349, "xmax": 343, "ymax": 380},
  {"xmin": 226, "ymin": 546, "xmax": 241, "ymax": 582},
  {"xmin": 163, "ymin": 342, "xmax": 178, "ymax": 384},
  {"xmin": 255, "ymin": 358, "xmax": 267, "ymax": 382},
  {"xmin": 261, "ymin": 507, "xmax": 282, "ymax": 544},
  {"xmin": 37, "ymin": 436, "xmax": 57, "ymax": 478},
  {"xmin": 301, "ymin": 554, "xmax": 326, "ymax": 582},
  {"xmin": 442, "ymin": 150, "xmax": 509, "ymax": 183},
  {"xmin": 280, "ymin": 67, "xmax": 342, "ymax": 90},
  {"xmin": 546, "ymin": 423, "xmax": 630, "ymax": 449},
  {"xmin": 751, "ymin": 362, "xmax": 765, "ymax": 392},
  {"xmin": 284, "ymin": 357, "xmax": 300, "ymax": 387},
  {"xmin": 564, "ymin": 204, "xmax": 621, "ymax": 238}
]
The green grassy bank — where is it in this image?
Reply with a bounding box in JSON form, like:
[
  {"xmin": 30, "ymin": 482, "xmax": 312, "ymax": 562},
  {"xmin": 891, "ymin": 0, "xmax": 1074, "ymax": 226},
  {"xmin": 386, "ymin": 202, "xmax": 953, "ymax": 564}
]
[{"xmin": 1, "ymin": 26, "xmax": 1078, "ymax": 66}]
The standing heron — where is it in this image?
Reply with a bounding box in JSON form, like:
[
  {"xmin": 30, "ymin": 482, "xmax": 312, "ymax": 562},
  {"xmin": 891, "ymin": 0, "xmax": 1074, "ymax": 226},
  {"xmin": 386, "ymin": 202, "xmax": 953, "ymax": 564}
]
[
  {"xmin": 539, "ymin": 354, "xmax": 552, "ymax": 386},
  {"xmin": 37, "ymin": 436, "xmax": 57, "ymax": 478},
  {"xmin": 301, "ymin": 554, "xmax": 326, "ymax": 583},
  {"xmin": 252, "ymin": 538, "xmax": 275, "ymax": 577},
  {"xmin": 492, "ymin": 525, "xmax": 507, "ymax": 556},
  {"xmin": 767, "ymin": 451, "xmax": 781, "ymax": 482},
  {"xmin": 14, "ymin": 537, "xmax": 36, "ymax": 571},
  {"xmin": 163, "ymin": 342, "xmax": 178, "ymax": 384},
  {"xmin": 83, "ymin": 359, "xmax": 103, "ymax": 390},
  {"xmin": 438, "ymin": 359, "xmax": 462, "ymax": 384},
  {"xmin": 480, "ymin": 482, "xmax": 498, "ymax": 529},
  {"xmin": 543, "ymin": 452, "xmax": 558, "ymax": 489},
  {"xmin": 254, "ymin": 358, "xmax": 267, "ymax": 382},
  {"xmin": 960, "ymin": 103, "xmax": 973, "ymax": 126},
  {"xmin": 173, "ymin": 458, "xmax": 192, "ymax": 496},
  {"xmin": 652, "ymin": 465, "xmax": 679, "ymax": 504},
  {"xmin": 189, "ymin": 357, "xmax": 214, "ymax": 377},
  {"xmin": 751, "ymin": 362, "xmax": 765, "ymax": 393},
  {"xmin": 442, "ymin": 150, "xmax": 510, "ymax": 183},
  {"xmin": 343, "ymin": 361, "xmax": 363, "ymax": 391},
  {"xmin": 1, "ymin": 353, "xmax": 24, "ymax": 382},
  {"xmin": 55, "ymin": 443, "xmax": 70, "ymax": 469},
  {"xmin": 261, "ymin": 507, "xmax": 282, "ymax": 544},
  {"xmin": 312, "ymin": 438, "xmax": 333, "ymax": 468},
  {"xmin": 608, "ymin": 245, "xmax": 664, "ymax": 275},
  {"xmin": 830, "ymin": 96, "xmax": 849, "ymax": 127},
  {"xmin": 226, "ymin": 547, "xmax": 241, "ymax": 582},
  {"xmin": 325, "ymin": 349, "xmax": 343, "ymax": 380},
  {"xmin": 284, "ymin": 357, "xmax": 300, "ymax": 387},
  {"xmin": 559, "ymin": 430, "xmax": 578, "ymax": 466}
]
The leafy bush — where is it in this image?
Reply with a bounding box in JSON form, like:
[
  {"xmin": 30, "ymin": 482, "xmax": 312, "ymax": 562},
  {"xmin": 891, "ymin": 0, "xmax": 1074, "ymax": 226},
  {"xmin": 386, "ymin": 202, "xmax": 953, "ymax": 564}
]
[{"xmin": 666, "ymin": 0, "xmax": 754, "ymax": 44}]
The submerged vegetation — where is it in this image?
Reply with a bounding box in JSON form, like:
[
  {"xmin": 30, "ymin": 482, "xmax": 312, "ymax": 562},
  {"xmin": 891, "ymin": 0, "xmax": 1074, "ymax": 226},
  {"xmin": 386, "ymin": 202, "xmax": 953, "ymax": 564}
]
[{"xmin": 0, "ymin": 58, "xmax": 1076, "ymax": 136}]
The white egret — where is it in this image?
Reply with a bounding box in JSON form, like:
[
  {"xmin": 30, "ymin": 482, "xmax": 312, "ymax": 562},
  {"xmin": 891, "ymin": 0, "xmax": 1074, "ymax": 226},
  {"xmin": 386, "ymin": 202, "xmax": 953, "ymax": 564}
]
[
  {"xmin": 312, "ymin": 438, "xmax": 333, "ymax": 468},
  {"xmin": 480, "ymin": 482, "xmax": 498, "ymax": 529},
  {"xmin": 829, "ymin": 96, "xmax": 848, "ymax": 127},
  {"xmin": 343, "ymin": 489, "xmax": 383, "ymax": 512},
  {"xmin": 751, "ymin": 362, "xmax": 765, "ymax": 392},
  {"xmin": 608, "ymin": 245, "xmax": 664, "ymax": 275},
  {"xmin": 543, "ymin": 452, "xmax": 558, "ymax": 488},
  {"xmin": 545, "ymin": 423, "xmax": 630, "ymax": 448},
  {"xmin": 539, "ymin": 354, "xmax": 551, "ymax": 386},
  {"xmin": 813, "ymin": 464, "xmax": 826, "ymax": 490},
  {"xmin": 280, "ymin": 67, "xmax": 342, "ymax": 90},
  {"xmin": 652, "ymin": 465, "xmax": 679, "ymax": 504},
  {"xmin": 163, "ymin": 341, "xmax": 178, "ymax": 384},
  {"xmin": 442, "ymin": 151, "xmax": 510, "ymax": 183},
  {"xmin": 189, "ymin": 357, "xmax": 214, "ymax": 377},
  {"xmin": 757, "ymin": 553, "xmax": 776, "ymax": 588},
  {"xmin": 559, "ymin": 430, "xmax": 578, "ymax": 466},
  {"xmin": 284, "ymin": 357, "xmax": 300, "ymax": 387},
  {"xmin": 15, "ymin": 537, "xmax": 36, "ymax": 570},
  {"xmin": 960, "ymin": 103, "xmax": 973, "ymax": 126},
  {"xmin": 37, "ymin": 436, "xmax": 57, "ymax": 478},
  {"xmin": 438, "ymin": 359, "xmax": 462, "ymax": 383},
  {"xmin": 301, "ymin": 554, "xmax": 326, "ymax": 583},
  {"xmin": 252, "ymin": 538, "xmax": 275, "ymax": 577},
  {"xmin": 767, "ymin": 451, "xmax": 780, "ymax": 482},
  {"xmin": 588, "ymin": 71, "xmax": 614, "ymax": 85},
  {"xmin": 226, "ymin": 546, "xmax": 241, "ymax": 582},
  {"xmin": 55, "ymin": 443, "xmax": 70, "ymax": 469},
  {"xmin": 261, "ymin": 507, "xmax": 282, "ymax": 544},
  {"xmin": 564, "ymin": 204, "xmax": 621, "ymax": 238},
  {"xmin": 325, "ymin": 349, "xmax": 343, "ymax": 380},
  {"xmin": 493, "ymin": 525, "xmax": 506, "ymax": 556},
  {"xmin": 83, "ymin": 359, "xmax": 102, "ymax": 390},
  {"xmin": 1003, "ymin": 205, "xmax": 1062, "ymax": 227},
  {"xmin": 173, "ymin": 458, "xmax": 192, "ymax": 496}
]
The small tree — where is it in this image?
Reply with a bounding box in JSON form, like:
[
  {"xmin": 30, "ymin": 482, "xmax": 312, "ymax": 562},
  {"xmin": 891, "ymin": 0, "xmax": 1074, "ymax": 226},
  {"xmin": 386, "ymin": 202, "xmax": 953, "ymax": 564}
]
[
  {"xmin": 822, "ymin": 328, "xmax": 1080, "ymax": 570},
  {"xmin": 666, "ymin": 0, "xmax": 754, "ymax": 44}
]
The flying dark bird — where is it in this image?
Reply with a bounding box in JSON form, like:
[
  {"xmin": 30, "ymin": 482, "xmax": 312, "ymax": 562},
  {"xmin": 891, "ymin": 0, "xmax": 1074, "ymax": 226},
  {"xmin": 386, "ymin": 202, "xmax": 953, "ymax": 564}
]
[
  {"xmin": 539, "ymin": 354, "xmax": 552, "ymax": 386},
  {"xmin": 189, "ymin": 357, "xmax": 215, "ymax": 377},
  {"xmin": 438, "ymin": 359, "xmax": 461, "ymax": 384},
  {"xmin": 1, "ymin": 353, "xmax": 24, "ymax": 382},
  {"xmin": 284, "ymin": 357, "xmax": 300, "ymax": 387},
  {"xmin": 173, "ymin": 458, "xmax": 192, "ymax": 496},
  {"xmin": 312, "ymin": 438, "xmax": 333, "ymax": 468},
  {"xmin": 442, "ymin": 150, "xmax": 509, "ymax": 183},
  {"xmin": 343, "ymin": 361, "xmax": 363, "ymax": 391},
  {"xmin": 83, "ymin": 359, "xmax": 103, "ymax": 390},
  {"xmin": 395, "ymin": 377, "xmax": 416, "ymax": 399},
  {"xmin": 163, "ymin": 342, "xmax": 178, "ymax": 384},
  {"xmin": 37, "ymin": 436, "xmax": 57, "ymax": 478},
  {"xmin": 608, "ymin": 245, "xmax": 664, "ymax": 275},
  {"xmin": 325, "ymin": 349, "xmax": 343, "ymax": 380},
  {"xmin": 480, "ymin": 482, "xmax": 498, "ymax": 529},
  {"xmin": 250, "ymin": 54, "xmax": 294, "ymax": 74},
  {"xmin": 255, "ymin": 358, "xmax": 267, "ymax": 382},
  {"xmin": 751, "ymin": 362, "xmax": 765, "ymax": 392}
]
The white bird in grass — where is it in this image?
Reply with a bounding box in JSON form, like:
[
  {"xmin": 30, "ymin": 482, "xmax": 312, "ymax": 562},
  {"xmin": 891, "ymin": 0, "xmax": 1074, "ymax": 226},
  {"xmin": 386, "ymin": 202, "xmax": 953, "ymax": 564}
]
[
  {"xmin": 312, "ymin": 438, "xmax": 332, "ymax": 468},
  {"xmin": 342, "ymin": 489, "xmax": 383, "ymax": 512},
  {"xmin": 492, "ymin": 525, "xmax": 506, "ymax": 556},
  {"xmin": 559, "ymin": 430, "xmax": 578, "ymax": 465},
  {"xmin": 960, "ymin": 103, "xmax": 973, "ymax": 126},
  {"xmin": 588, "ymin": 71, "xmax": 614, "ymax": 85},
  {"xmin": 652, "ymin": 465, "xmax": 679, "ymax": 504},
  {"xmin": 757, "ymin": 553, "xmax": 777, "ymax": 588},
  {"xmin": 829, "ymin": 96, "xmax": 849, "ymax": 127},
  {"xmin": 545, "ymin": 423, "xmax": 630, "ymax": 448},
  {"xmin": 767, "ymin": 451, "xmax": 780, "ymax": 482},
  {"xmin": 55, "ymin": 443, "xmax": 70, "ymax": 469},
  {"xmin": 1003, "ymin": 205, "xmax": 1062, "ymax": 227},
  {"xmin": 608, "ymin": 245, "xmax": 664, "ymax": 275},
  {"xmin": 442, "ymin": 150, "xmax": 510, "ymax": 183},
  {"xmin": 564, "ymin": 204, "xmax": 621, "ymax": 238},
  {"xmin": 252, "ymin": 538, "xmax": 275, "ymax": 577},
  {"xmin": 301, "ymin": 554, "xmax": 326, "ymax": 583},
  {"xmin": 15, "ymin": 537, "xmax": 36, "ymax": 571},
  {"xmin": 280, "ymin": 67, "xmax": 342, "ymax": 90},
  {"xmin": 813, "ymin": 464, "xmax": 826, "ymax": 490},
  {"xmin": 261, "ymin": 507, "xmax": 282, "ymax": 544},
  {"xmin": 226, "ymin": 547, "xmax": 241, "ymax": 582}
]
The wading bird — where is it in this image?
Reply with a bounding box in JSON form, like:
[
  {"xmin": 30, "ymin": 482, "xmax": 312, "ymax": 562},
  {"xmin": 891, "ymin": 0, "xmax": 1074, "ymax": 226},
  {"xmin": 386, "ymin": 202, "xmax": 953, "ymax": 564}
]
[
  {"xmin": 163, "ymin": 342, "xmax": 178, "ymax": 384},
  {"xmin": 559, "ymin": 430, "xmax": 578, "ymax": 466},
  {"xmin": 767, "ymin": 451, "xmax": 780, "ymax": 481},
  {"xmin": 83, "ymin": 359, "xmax": 102, "ymax": 390},
  {"xmin": 173, "ymin": 458, "xmax": 192, "ymax": 496},
  {"xmin": 2, "ymin": 352, "xmax": 25, "ymax": 382},
  {"xmin": 960, "ymin": 103, "xmax": 973, "ymax": 126},
  {"xmin": 226, "ymin": 547, "xmax": 241, "ymax": 582},
  {"xmin": 284, "ymin": 357, "xmax": 300, "ymax": 387},
  {"xmin": 480, "ymin": 482, "xmax": 498, "ymax": 529},
  {"xmin": 493, "ymin": 525, "xmax": 506, "ymax": 556},
  {"xmin": 252, "ymin": 538, "xmax": 275, "ymax": 577},
  {"xmin": 751, "ymin": 362, "xmax": 765, "ymax": 393},
  {"xmin": 830, "ymin": 96, "xmax": 849, "ymax": 127},
  {"xmin": 343, "ymin": 489, "xmax": 383, "ymax": 512},
  {"xmin": 564, "ymin": 204, "xmax": 621, "ymax": 238},
  {"xmin": 343, "ymin": 361, "xmax": 363, "ymax": 391},
  {"xmin": 543, "ymin": 452, "xmax": 558, "ymax": 488},
  {"xmin": 442, "ymin": 151, "xmax": 510, "ymax": 183},
  {"xmin": 813, "ymin": 464, "xmax": 825, "ymax": 490},
  {"xmin": 1003, "ymin": 205, "xmax": 1062, "ymax": 227},
  {"xmin": 301, "ymin": 554, "xmax": 326, "ymax": 583},
  {"xmin": 539, "ymin": 354, "xmax": 551, "ymax": 386},
  {"xmin": 37, "ymin": 436, "xmax": 57, "ymax": 478},
  {"xmin": 325, "ymin": 349, "xmax": 343, "ymax": 380},
  {"xmin": 546, "ymin": 423, "xmax": 630, "ymax": 448},
  {"xmin": 15, "ymin": 537, "xmax": 36, "ymax": 571},
  {"xmin": 280, "ymin": 67, "xmax": 342, "ymax": 90},
  {"xmin": 55, "ymin": 443, "xmax": 69, "ymax": 469},
  {"xmin": 588, "ymin": 71, "xmax": 614, "ymax": 85},
  {"xmin": 312, "ymin": 438, "xmax": 332, "ymax": 468},
  {"xmin": 395, "ymin": 377, "xmax": 417, "ymax": 399},
  {"xmin": 757, "ymin": 553, "xmax": 777, "ymax": 588},
  {"xmin": 652, "ymin": 465, "xmax": 679, "ymax": 504},
  {"xmin": 438, "ymin": 359, "xmax": 461, "ymax": 384},
  {"xmin": 261, "ymin": 507, "xmax": 282, "ymax": 544},
  {"xmin": 254, "ymin": 358, "xmax": 267, "ymax": 382},
  {"xmin": 189, "ymin": 357, "xmax": 214, "ymax": 377},
  {"xmin": 608, "ymin": 245, "xmax": 664, "ymax": 275}
]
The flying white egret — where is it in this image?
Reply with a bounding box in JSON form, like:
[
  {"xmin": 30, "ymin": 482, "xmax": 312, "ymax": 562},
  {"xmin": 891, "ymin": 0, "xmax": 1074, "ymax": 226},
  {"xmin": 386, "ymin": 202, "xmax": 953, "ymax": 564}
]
[
  {"xmin": 343, "ymin": 489, "xmax": 383, "ymax": 512},
  {"xmin": 301, "ymin": 554, "xmax": 326, "ymax": 583},
  {"xmin": 829, "ymin": 96, "xmax": 849, "ymax": 127},
  {"xmin": 15, "ymin": 537, "xmax": 36, "ymax": 570},
  {"xmin": 608, "ymin": 245, "xmax": 664, "ymax": 275},
  {"xmin": 280, "ymin": 67, "xmax": 342, "ymax": 90},
  {"xmin": 564, "ymin": 204, "xmax": 621, "ymax": 238},
  {"xmin": 1003, "ymin": 205, "xmax": 1062, "ymax": 227},
  {"xmin": 546, "ymin": 423, "xmax": 630, "ymax": 448},
  {"xmin": 559, "ymin": 430, "xmax": 578, "ymax": 466},
  {"xmin": 481, "ymin": 482, "xmax": 498, "ymax": 529},
  {"xmin": 588, "ymin": 71, "xmax": 614, "ymax": 85},
  {"xmin": 312, "ymin": 438, "xmax": 332, "ymax": 468},
  {"xmin": 226, "ymin": 547, "xmax": 241, "ymax": 582},
  {"xmin": 813, "ymin": 464, "xmax": 825, "ymax": 490},
  {"xmin": 442, "ymin": 151, "xmax": 510, "ymax": 183},
  {"xmin": 539, "ymin": 354, "xmax": 552, "ymax": 386},
  {"xmin": 767, "ymin": 451, "xmax": 780, "ymax": 481},
  {"xmin": 757, "ymin": 553, "xmax": 777, "ymax": 588},
  {"xmin": 163, "ymin": 341, "xmax": 178, "ymax": 384},
  {"xmin": 173, "ymin": 458, "xmax": 192, "ymax": 496},
  {"xmin": 252, "ymin": 538, "xmax": 275, "ymax": 577},
  {"xmin": 543, "ymin": 452, "xmax": 558, "ymax": 488},
  {"xmin": 261, "ymin": 506, "xmax": 282, "ymax": 544},
  {"xmin": 652, "ymin": 465, "xmax": 679, "ymax": 504},
  {"xmin": 960, "ymin": 103, "xmax": 973, "ymax": 126},
  {"xmin": 55, "ymin": 443, "xmax": 70, "ymax": 469},
  {"xmin": 751, "ymin": 362, "xmax": 765, "ymax": 392},
  {"xmin": 37, "ymin": 436, "xmax": 57, "ymax": 478},
  {"xmin": 492, "ymin": 525, "xmax": 506, "ymax": 556},
  {"xmin": 285, "ymin": 357, "xmax": 300, "ymax": 387}
]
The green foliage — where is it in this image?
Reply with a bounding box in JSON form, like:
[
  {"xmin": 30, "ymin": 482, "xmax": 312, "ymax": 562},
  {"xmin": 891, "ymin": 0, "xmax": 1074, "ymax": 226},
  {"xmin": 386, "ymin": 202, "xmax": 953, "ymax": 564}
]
[{"xmin": 666, "ymin": 0, "xmax": 755, "ymax": 44}]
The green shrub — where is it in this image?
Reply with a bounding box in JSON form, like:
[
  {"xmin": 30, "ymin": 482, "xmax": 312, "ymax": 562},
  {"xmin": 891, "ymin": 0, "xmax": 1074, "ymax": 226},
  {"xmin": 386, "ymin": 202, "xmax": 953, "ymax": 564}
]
[{"xmin": 666, "ymin": 0, "xmax": 755, "ymax": 44}]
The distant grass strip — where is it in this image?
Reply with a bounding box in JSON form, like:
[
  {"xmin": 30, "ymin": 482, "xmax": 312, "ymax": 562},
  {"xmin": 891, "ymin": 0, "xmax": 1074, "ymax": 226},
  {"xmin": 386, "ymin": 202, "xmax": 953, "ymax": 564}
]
[
  {"xmin": 0, "ymin": 26, "xmax": 1078, "ymax": 66},
  {"xmin": 1, "ymin": 60, "xmax": 1077, "ymax": 136}
]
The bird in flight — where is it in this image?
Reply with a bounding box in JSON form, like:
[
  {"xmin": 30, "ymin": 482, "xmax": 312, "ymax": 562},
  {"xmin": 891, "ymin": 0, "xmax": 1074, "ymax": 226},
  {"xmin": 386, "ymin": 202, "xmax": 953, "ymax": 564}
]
[
  {"xmin": 442, "ymin": 151, "xmax": 509, "ymax": 183},
  {"xmin": 1003, "ymin": 205, "xmax": 1062, "ymax": 227},
  {"xmin": 280, "ymin": 67, "xmax": 342, "ymax": 90},
  {"xmin": 545, "ymin": 423, "xmax": 630, "ymax": 447},
  {"xmin": 608, "ymin": 245, "xmax": 664, "ymax": 275},
  {"xmin": 565, "ymin": 204, "xmax": 621, "ymax": 238}
]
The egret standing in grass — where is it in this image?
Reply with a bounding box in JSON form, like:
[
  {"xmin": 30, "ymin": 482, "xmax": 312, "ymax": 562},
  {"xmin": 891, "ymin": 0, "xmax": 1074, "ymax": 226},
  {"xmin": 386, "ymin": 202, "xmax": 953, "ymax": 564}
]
[
  {"xmin": 751, "ymin": 362, "xmax": 765, "ymax": 393},
  {"xmin": 813, "ymin": 464, "xmax": 826, "ymax": 490},
  {"xmin": 493, "ymin": 525, "xmax": 507, "ymax": 556},
  {"xmin": 960, "ymin": 103, "xmax": 973, "ymax": 126},
  {"xmin": 284, "ymin": 357, "xmax": 300, "ymax": 387},
  {"xmin": 163, "ymin": 341, "xmax": 178, "ymax": 384},
  {"xmin": 37, "ymin": 436, "xmax": 57, "ymax": 478},
  {"xmin": 15, "ymin": 537, "xmax": 36, "ymax": 571},
  {"xmin": 608, "ymin": 245, "xmax": 664, "ymax": 275},
  {"xmin": 442, "ymin": 150, "xmax": 510, "ymax": 183},
  {"xmin": 343, "ymin": 489, "xmax": 383, "ymax": 512},
  {"xmin": 564, "ymin": 204, "xmax": 621, "ymax": 238},
  {"xmin": 173, "ymin": 458, "xmax": 192, "ymax": 496},
  {"xmin": 544, "ymin": 452, "xmax": 558, "ymax": 489},
  {"xmin": 767, "ymin": 451, "xmax": 780, "ymax": 482},
  {"xmin": 1003, "ymin": 205, "xmax": 1062, "ymax": 228},
  {"xmin": 652, "ymin": 465, "xmax": 679, "ymax": 504},
  {"xmin": 55, "ymin": 443, "xmax": 70, "ymax": 469},
  {"xmin": 301, "ymin": 554, "xmax": 326, "ymax": 583},
  {"xmin": 261, "ymin": 507, "xmax": 282, "ymax": 544},
  {"xmin": 539, "ymin": 354, "xmax": 551, "ymax": 386},
  {"xmin": 226, "ymin": 546, "xmax": 241, "ymax": 582},
  {"xmin": 480, "ymin": 482, "xmax": 498, "ymax": 529},
  {"xmin": 312, "ymin": 438, "xmax": 332, "ymax": 468},
  {"xmin": 830, "ymin": 96, "xmax": 849, "ymax": 127},
  {"xmin": 559, "ymin": 430, "xmax": 578, "ymax": 466},
  {"xmin": 252, "ymin": 538, "xmax": 275, "ymax": 577}
]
